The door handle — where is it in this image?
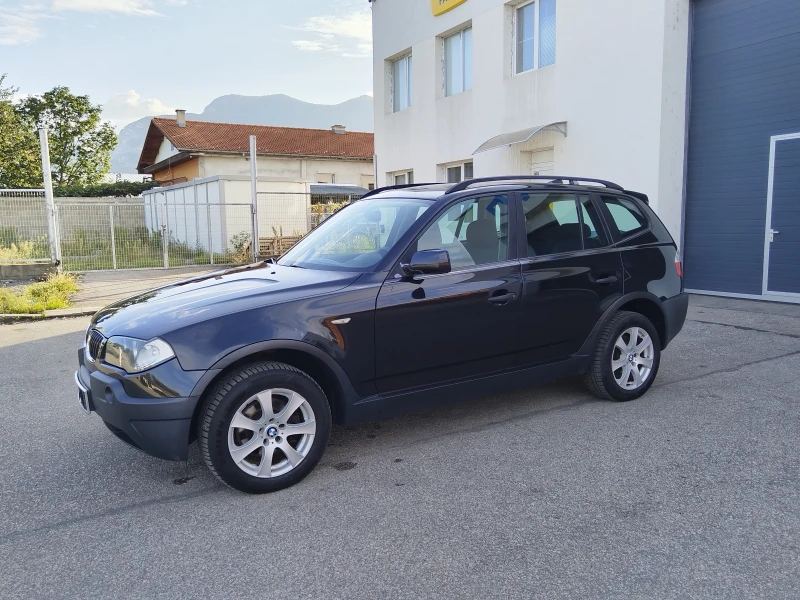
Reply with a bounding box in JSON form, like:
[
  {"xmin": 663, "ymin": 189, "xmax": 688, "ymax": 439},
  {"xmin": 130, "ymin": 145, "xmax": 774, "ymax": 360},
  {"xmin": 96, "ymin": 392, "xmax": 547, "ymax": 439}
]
[
  {"xmin": 594, "ymin": 275, "xmax": 618, "ymax": 285},
  {"xmin": 488, "ymin": 292, "xmax": 517, "ymax": 305}
]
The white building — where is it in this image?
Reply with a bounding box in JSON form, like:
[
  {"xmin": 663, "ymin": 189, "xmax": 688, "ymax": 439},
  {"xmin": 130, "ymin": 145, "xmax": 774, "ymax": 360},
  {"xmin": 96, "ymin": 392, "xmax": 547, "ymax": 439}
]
[
  {"xmin": 137, "ymin": 113, "xmax": 375, "ymax": 190},
  {"xmin": 372, "ymin": 0, "xmax": 800, "ymax": 303}
]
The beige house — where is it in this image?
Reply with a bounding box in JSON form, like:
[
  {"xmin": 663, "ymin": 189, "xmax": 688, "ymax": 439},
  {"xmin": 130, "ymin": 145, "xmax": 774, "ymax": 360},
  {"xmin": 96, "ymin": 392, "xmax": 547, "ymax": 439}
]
[{"xmin": 137, "ymin": 111, "xmax": 375, "ymax": 190}]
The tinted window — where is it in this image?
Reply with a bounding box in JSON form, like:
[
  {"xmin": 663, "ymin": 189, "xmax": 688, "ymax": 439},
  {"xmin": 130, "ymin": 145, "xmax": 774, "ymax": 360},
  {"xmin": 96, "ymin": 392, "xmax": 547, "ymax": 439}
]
[
  {"xmin": 417, "ymin": 195, "xmax": 509, "ymax": 268},
  {"xmin": 579, "ymin": 195, "xmax": 609, "ymax": 249},
  {"xmin": 601, "ymin": 195, "xmax": 649, "ymax": 240},
  {"xmin": 522, "ymin": 192, "xmax": 583, "ymax": 256}
]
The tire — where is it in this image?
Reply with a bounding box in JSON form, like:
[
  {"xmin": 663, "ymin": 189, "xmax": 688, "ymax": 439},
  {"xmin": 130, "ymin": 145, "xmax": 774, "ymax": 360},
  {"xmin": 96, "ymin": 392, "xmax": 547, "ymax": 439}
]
[
  {"xmin": 582, "ymin": 311, "xmax": 661, "ymax": 402},
  {"xmin": 198, "ymin": 361, "xmax": 331, "ymax": 493}
]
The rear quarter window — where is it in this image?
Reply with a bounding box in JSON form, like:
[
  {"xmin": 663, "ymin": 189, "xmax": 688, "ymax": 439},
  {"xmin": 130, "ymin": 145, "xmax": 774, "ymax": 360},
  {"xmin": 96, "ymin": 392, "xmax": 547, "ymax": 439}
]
[{"xmin": 600, "ymin": 195, "xmax": 650, "ymax": 242}]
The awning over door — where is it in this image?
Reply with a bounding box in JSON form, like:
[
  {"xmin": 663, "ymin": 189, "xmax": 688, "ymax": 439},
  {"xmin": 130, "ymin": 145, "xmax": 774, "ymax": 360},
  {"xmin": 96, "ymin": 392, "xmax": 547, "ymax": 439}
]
[{"xmin": 473, "ymin": 122, "xmax": 567, "ymax": 155}]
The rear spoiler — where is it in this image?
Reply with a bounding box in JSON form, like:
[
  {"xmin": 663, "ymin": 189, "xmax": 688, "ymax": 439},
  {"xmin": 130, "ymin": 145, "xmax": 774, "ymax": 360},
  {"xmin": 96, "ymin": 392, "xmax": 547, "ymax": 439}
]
[{"xmin": 623, "ymin": 190, "xmax": 649, "ymax": 205}]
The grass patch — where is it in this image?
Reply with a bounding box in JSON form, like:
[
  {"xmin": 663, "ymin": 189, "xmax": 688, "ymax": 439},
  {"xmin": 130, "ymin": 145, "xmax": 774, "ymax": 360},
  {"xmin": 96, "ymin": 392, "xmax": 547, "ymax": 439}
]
[{"xmin": 0, "ymin": 274, "xmax": 79, "ymax": 315}]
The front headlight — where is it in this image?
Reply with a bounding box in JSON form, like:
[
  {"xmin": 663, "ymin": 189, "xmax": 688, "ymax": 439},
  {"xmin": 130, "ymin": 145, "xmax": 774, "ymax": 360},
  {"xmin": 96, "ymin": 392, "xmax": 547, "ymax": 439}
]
[{"xmin": 104, "ymin": 337, "xmax": 175, "ymax": 373}]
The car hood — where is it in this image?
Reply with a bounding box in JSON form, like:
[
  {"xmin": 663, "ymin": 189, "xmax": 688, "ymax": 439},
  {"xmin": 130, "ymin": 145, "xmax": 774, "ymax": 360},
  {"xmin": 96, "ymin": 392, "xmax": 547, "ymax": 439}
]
[{"xmin": 90, "ymin": 262, "xmax": 361, "ymax": 340}]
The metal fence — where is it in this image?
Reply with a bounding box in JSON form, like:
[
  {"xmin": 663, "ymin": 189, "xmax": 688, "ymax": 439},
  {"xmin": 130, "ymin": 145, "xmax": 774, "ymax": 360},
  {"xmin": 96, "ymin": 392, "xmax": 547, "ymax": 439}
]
[
  {"xmin": 1, "ymin": 188, "xmax": 362, "ymax": 272},
  {"xmin": 0, "ymin": 190, "xmax": 50, "ymax": 263}
]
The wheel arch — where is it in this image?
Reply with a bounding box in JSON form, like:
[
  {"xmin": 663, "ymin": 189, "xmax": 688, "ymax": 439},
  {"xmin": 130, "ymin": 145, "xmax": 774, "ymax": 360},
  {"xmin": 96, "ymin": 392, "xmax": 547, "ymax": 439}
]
[
  {"xmin": 189, "ymin": 341, "xmax": 365, "ymax": 442},
  {"xmin": 578, "ymin": 292, "xmax": 669, "ymax": 357}
]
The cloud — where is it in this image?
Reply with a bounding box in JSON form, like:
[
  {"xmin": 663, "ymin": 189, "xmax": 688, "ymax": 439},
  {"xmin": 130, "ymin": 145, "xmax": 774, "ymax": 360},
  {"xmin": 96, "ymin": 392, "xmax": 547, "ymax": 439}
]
[
  {"xmin": 102, "ymin": 90, "xmax": 174, "ymax": 130},
  {"xmin": 291, "ymin": 40, "xmax": 325, "ymax": 53},
  {"xmin": 0, "ymin": 5, "xmax": 46, "ymax": 45},
  {"xmin": 290, "ymin": 8, "xmax": 372, "ymax": 59},
  {"xmin": 0, "ymin": 0, "xmax": 187, "ymax": 45},
  {"xmin": 51, "ymin": 0, "xmax": 188, "ymax": 16}
]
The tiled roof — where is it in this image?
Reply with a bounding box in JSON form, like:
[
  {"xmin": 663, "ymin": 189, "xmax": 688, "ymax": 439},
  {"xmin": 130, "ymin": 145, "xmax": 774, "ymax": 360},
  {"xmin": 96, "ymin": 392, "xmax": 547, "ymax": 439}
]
[{"xmin": 151, "ymin": 118, "xmax": 374, "ymax": 159}]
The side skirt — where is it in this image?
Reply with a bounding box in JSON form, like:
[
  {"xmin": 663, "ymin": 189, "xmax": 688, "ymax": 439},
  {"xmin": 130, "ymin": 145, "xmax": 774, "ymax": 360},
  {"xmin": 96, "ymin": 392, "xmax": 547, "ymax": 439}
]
[{"xmin": 374, "ymin": 357, "xmax": 590, "ymax": 421}]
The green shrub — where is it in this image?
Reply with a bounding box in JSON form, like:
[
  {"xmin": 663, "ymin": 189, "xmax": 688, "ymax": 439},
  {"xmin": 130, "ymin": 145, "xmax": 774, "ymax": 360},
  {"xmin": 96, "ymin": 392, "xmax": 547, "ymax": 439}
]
[{"xmin": 0, "ymin": 273, "xmax": 79, "ymax": 314}]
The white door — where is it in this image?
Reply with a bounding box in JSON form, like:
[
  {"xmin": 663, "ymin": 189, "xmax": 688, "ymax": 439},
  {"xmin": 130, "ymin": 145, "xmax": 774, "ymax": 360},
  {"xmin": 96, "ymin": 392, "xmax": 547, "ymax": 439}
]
[
  {"xmin": 530, "ymin": 149, "xmax": 555, "ymax": 176},
  {"xmin": 763, "ymin": 132, "xmax": 800, "ymax": 297}
]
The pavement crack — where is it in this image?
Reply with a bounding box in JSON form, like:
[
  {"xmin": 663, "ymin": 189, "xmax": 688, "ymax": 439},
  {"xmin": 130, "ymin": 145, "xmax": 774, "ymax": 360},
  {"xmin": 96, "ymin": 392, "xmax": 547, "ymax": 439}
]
[
  {"xmin": 0, "ymin": 487, "xmax": 221, "ymax": 546},
  {"xmin": 657, "ymin": 349, "xmax": 800, "ymax": 388},
  {"xmin": 688, "ymin": 319, "xmax": 800, "ymax": 340}
]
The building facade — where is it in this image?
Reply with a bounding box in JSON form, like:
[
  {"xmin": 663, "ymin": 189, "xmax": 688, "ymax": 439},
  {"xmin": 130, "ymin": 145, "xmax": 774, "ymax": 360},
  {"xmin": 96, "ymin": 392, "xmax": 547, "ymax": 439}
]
[
  {"xmin": 372, "ymin": 0, "xmax": 800, "ymax": 302},
  {"xmin": 138, "ymin": 116, "xmax": 375, "ymax": 190}
]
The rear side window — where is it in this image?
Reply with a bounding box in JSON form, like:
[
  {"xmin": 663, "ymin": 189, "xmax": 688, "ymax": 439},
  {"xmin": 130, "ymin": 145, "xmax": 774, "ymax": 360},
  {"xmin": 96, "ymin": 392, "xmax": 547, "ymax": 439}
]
[
  {"xmin": 600, "ymin": 195, "xmax": 649, "ymax": 241},
  {"xmin": 522, "ymin": 193, "xmax": 608, "ymax": 256}
]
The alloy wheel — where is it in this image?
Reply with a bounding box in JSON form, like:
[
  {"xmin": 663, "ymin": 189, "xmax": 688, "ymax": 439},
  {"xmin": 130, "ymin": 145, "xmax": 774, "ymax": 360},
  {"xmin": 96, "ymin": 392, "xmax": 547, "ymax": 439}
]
[
  {"xmin": 611, "ymin": 327, "xmax": 655, "ymax": 390},
  {"xmin": 227, "ymin": 388, "xmax": 316, "ymax": 478}
]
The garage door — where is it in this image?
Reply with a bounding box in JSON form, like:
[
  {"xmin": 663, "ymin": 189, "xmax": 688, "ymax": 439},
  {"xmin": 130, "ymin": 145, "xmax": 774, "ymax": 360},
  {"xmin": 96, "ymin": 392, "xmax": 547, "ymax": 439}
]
[{"xmin": 684, "ymin": 0, "xmax": 800, "ymax": 298}]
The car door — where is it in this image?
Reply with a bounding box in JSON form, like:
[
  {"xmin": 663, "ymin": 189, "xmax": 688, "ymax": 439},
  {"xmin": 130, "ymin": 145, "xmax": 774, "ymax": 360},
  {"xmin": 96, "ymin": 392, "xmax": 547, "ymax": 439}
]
[
  {"xmin": 516, "ymin": 190, "xmax": 623, "ymax": 365},
  {"xmin": 374, "ymin": 192, "xmax": 522, "ymax": 394}
]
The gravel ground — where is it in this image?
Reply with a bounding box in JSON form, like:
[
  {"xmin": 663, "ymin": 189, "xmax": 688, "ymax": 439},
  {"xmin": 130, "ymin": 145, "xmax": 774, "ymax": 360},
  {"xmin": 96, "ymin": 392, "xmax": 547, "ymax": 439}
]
[{"xmin": 1, "ymin": 295, "xmax": 799, "ymax": 599}]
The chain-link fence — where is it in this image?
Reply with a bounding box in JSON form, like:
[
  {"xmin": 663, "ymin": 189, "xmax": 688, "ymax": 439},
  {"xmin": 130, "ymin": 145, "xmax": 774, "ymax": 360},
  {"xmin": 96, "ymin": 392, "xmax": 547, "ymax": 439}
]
[
  {"xmin": 55, "ymin": 201, "xmax": 254, "ymax": 271},
  {"xmin": 0, "ymin": 190, "xmax": 50, "ymax": 264},
  {"xmin": 1, "ymin": 185, "xmax": 365, "ymax": 271}
]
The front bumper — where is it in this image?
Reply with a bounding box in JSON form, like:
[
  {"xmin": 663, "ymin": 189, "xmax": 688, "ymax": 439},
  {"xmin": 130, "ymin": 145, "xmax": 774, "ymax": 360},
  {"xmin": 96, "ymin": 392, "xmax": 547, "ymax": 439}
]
[
  {"xmin": 661, "ymin": 292, "xmax": 689, "ymax": 349},
  {"xmin": 76, "ymin": 348, "xmax": 204, "ymax": 461}
]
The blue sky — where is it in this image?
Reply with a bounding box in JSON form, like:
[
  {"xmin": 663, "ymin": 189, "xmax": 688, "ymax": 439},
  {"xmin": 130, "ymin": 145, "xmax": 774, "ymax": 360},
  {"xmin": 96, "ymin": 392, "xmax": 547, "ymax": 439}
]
[{"xmin": 0, "ymin": 0, "xmax": 373, "ymax": 128}]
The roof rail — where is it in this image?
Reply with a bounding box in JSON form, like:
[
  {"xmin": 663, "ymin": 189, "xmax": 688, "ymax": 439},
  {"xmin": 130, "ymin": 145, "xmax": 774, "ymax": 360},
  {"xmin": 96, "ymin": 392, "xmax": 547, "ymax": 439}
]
[
  {"xmin": 446, "ymin": 176, "xmax": 624, "ymax": 194},
  {"xmin": 360, "ymin": 182, "xmax": 440, "ymax": 199}
]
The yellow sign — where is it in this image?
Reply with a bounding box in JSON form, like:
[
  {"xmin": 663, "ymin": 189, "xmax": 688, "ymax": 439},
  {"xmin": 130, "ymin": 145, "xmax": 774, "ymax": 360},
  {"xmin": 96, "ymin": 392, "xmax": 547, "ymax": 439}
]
[{"xmin": 431, "ymin": 0, "xmax": 468, "ymax": 17}]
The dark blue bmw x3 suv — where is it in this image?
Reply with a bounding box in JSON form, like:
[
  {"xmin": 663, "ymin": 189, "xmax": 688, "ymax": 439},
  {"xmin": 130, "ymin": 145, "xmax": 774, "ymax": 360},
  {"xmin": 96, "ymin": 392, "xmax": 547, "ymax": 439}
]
[{"xmin": 76, "ymin": 176, "xmax": 688, "ymax": 493}]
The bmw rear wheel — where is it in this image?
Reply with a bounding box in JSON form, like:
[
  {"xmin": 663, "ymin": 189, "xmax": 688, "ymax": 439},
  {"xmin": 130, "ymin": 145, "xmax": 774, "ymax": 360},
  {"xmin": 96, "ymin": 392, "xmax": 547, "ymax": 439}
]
[{"xmin": 583, "ymin": 311, "xmax": 661, "ymax": 401}]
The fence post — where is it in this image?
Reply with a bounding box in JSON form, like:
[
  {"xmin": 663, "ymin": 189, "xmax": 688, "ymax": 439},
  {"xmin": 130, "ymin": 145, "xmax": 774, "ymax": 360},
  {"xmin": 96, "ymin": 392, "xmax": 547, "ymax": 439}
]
[
  {"xmin": 38, "ymin": 127, "xmax": 61, "ymax": 267},
  {"xmin": 250, "ymin": 135, "xmax": 259, "ymax": 263},
  {"xmin": 161, "ymin": 202, "xmax": 169, "ymax": 268},
  {"xmin": 109, "ymin": 205, "xmax": 117, "ymax": 270},
  {"xmin": 207, "ymin": 202, "xmax": 214, "ymax": 265}
]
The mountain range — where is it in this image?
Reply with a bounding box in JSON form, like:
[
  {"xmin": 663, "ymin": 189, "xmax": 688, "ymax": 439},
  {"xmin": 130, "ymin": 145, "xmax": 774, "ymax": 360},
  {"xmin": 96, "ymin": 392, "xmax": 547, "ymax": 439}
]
[{"xmin": 111, "ymin": 94, "xmax": 375, "ymax": 173}]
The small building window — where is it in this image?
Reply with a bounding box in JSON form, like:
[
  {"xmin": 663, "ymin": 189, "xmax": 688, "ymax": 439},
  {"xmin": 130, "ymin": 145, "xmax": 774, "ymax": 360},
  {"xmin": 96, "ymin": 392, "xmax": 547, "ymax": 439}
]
[
  {"xmin": 444, "ymin": 27, "xmax": 473, "ymax": 96},
  {"xmin": 515, "ymin": 0, "xmax": 556, "ymax": 75},
  {"xmin": 392, "ymin": 54, "xmax": 413, "ymax": 112},
  {"xmin": 443, "ymin": 161, "xmax": 474, "ymax": 183},
  {"xmin": 317, "ymin": 173, "xmax": 335, "ymax": 184},
  {"xmin": 392, "ymin": 170, "xmax": 414, "ymax": 185}
]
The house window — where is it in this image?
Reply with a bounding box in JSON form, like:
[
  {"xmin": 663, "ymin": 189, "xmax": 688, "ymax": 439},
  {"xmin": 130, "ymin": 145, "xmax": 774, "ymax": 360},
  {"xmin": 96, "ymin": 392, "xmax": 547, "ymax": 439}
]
[
  {"xmin": 317, "ymin": 173, "xmax": 335, "ymax": 184},
  {"xmin": 392, "ymin": 54, "xmax": 413, "ymax": 112},
  {"xmin": 515, "ymin": 0, "xmax": 556, "ymax": 74},
  {"xmin": 444, "ymin": 161, "xmax": 474, "ymax": 183},
  {"xmin": 392, "ymin": 170, "xmax": 414, "ymax": 185},
  {"xmin": 444, "ymin": 27, "xmax": 473, "ymax": 96}
]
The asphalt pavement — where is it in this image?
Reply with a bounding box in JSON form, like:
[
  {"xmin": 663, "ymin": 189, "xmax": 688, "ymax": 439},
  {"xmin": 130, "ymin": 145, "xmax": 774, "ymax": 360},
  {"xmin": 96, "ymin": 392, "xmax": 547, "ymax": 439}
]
[{"xmin": 1, "ymin": 295, "xmax": 799, "ymax": 599}]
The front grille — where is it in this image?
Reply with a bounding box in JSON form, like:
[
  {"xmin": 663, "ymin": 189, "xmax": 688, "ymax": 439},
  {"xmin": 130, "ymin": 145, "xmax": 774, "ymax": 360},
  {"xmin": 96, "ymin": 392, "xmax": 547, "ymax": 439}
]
[{"xmin": 87, "ymin": 330, "xmax": 106, "ymax": 362}]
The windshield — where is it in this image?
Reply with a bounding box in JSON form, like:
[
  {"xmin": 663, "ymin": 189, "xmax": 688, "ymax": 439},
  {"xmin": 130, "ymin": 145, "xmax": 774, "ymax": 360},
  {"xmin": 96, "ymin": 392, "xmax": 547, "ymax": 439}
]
[{"xmin": 278, "ymin": 198, "xmax": 433, "ymax": 271}]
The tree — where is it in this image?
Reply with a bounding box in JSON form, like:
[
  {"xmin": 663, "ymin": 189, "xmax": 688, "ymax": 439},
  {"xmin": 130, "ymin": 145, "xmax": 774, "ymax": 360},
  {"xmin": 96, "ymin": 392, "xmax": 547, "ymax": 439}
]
[
  {"xmin": 0, "ymin": 74, "xmax": 41, "ymax": 188},
  {"xmin": 17, "ymin": 86, "xmax": 117, "ymax": 186}
]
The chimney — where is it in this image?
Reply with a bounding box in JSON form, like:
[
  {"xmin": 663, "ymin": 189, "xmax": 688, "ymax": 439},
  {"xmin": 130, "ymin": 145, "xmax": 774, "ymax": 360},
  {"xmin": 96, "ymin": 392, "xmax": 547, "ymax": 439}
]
[
  {"xmin": 331, "ymin": 124, "xmax": 346, "ymax": 135},
  {"xmin": 176, "ymin": 109, "xmax": 187, "ymax": 128}
]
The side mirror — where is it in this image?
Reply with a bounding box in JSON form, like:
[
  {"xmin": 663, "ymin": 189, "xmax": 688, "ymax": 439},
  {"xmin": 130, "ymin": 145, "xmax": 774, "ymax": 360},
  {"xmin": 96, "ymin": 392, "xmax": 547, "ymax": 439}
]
[{"xmin": 401, "ymin": 249, "xmax": 451, "ymax": 278}]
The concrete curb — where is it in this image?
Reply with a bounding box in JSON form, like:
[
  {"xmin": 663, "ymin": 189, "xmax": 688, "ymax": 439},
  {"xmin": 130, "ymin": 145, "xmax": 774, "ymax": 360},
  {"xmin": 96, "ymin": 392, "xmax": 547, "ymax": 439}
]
[{"xmin": 0, "ymin": 307, "xmax": 100, "ymax": 324}]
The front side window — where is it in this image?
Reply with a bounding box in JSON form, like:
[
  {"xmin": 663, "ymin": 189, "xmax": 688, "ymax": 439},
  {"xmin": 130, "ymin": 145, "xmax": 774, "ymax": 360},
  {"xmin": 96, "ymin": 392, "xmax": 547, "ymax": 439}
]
[
  {"xmin": 279, "ymin": 198, "xmax": 431, "ymax": 271},
  {"xmin": 416, "ymin": 195, "xmax": 509, "ymax": 268},
  {"xmin": 445, "ymin": 27, "xmax": 473, "ymax": 96},
  {"xmin": 515, "ymin": 0, "xmax": 556, "ymax": 74},
  {"xmin": 392, "ymin": 55, "xmax": 413, "ymax": 112}
]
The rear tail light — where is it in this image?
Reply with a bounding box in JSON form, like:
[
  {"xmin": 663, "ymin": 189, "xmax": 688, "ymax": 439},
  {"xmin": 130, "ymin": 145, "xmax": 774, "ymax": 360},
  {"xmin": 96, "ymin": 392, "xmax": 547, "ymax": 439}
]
[{"xmin": 675, "ymin": 251, "xmax": 683, "ymax": 278}]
